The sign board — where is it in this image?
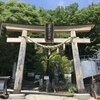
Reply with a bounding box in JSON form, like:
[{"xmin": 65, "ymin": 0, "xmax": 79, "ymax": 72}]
[
  {"xmin": 45, "ymin": 23, "xmax": 54, "ymax": 42},
  {"xmin": 0, "ymin": 80, "xmax": 4, "ymax": 91},
  {"xmin": 44, "ymin": 76, "xmax": 49, "ymax": 80},
  {"xmin": 35, "ymin": 75, "xmax": 40, "ymax": 79},
  {"xmin": 28, "ymin": 72, "xmax": 34, "ymax": 77},
  {"xmin": 64, "ymin": 74, "xmax": 71, "ymax": 79}
]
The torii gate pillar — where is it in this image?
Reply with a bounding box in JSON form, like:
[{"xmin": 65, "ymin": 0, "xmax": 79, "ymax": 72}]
[
  {"xmin": 71, "ymin": 31, "xmax": 85, "ymax": 93},
  {"xmin": 13, "ymin": 30, "xmax": 27, "ymax": 93}
]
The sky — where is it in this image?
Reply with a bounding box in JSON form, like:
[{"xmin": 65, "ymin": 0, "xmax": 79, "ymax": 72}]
[{"xmin": 3, "ymin": 0, "xmax": 100, "ymax": 10}]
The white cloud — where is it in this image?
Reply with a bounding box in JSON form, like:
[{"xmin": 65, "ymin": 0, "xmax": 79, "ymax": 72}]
[{"xmin": 57, "ymin": 0, "xmax": 66, "ymax": 6}]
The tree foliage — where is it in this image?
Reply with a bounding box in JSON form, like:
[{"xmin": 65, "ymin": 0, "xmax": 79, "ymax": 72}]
[{"xmin": 0, "ymin": 0, "xmax": 100, "ymax": 77}]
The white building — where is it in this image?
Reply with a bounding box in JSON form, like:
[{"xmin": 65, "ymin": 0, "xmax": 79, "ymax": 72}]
[{"xmin": 80, "ymin": 50, "xmax": 100, "ymax": 79}]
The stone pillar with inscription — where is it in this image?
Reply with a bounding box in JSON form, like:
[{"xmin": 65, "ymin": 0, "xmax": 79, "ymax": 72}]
[
  {"xmin": 12, "ymin": 62, "xmax": 17, "ymax": 80},
  {"xmin": 54, "ymin": 63, "xmax": 59, "ymax": 85},
  {"xmin": 11, "ymin": 62, "xmax": 17, "ymax": 88}
]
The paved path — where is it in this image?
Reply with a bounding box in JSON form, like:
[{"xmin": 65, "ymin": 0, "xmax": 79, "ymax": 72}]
[
  {"xmin": 0, "ymin": 94, "xmax": 96, "ymax": 100},
  {"xmin": 26, "ymin": 94, "xmax": 77, "ymax": 100},
  {"xmin": 0, "ymin": 89, "xmax": 96, "ymax": 100},
  {"xmin": 26, "ymin": 94, "xmax": 96, "ymax": 100}
]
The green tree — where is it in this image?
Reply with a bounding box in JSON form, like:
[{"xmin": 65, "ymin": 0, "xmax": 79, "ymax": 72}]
[
  {"xmin": 1, "ymin": 0, "xmax": 100, "ymax": 78},
  {"xmin": 47, "ymin": 53, "xmax": 72, "ymax": 81},
  {"xmin": 0, "ymin": 0, "xmax": 41, "ymax": 76},
  {"xmin": 74, "ymin": 3, "xmax": 100, "ymax": 55}
]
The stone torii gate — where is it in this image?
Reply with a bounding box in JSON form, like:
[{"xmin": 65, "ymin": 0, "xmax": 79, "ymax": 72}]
[{"xmin": 2, "ymin": 23, "xmax": 94, "ymax": 93}]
